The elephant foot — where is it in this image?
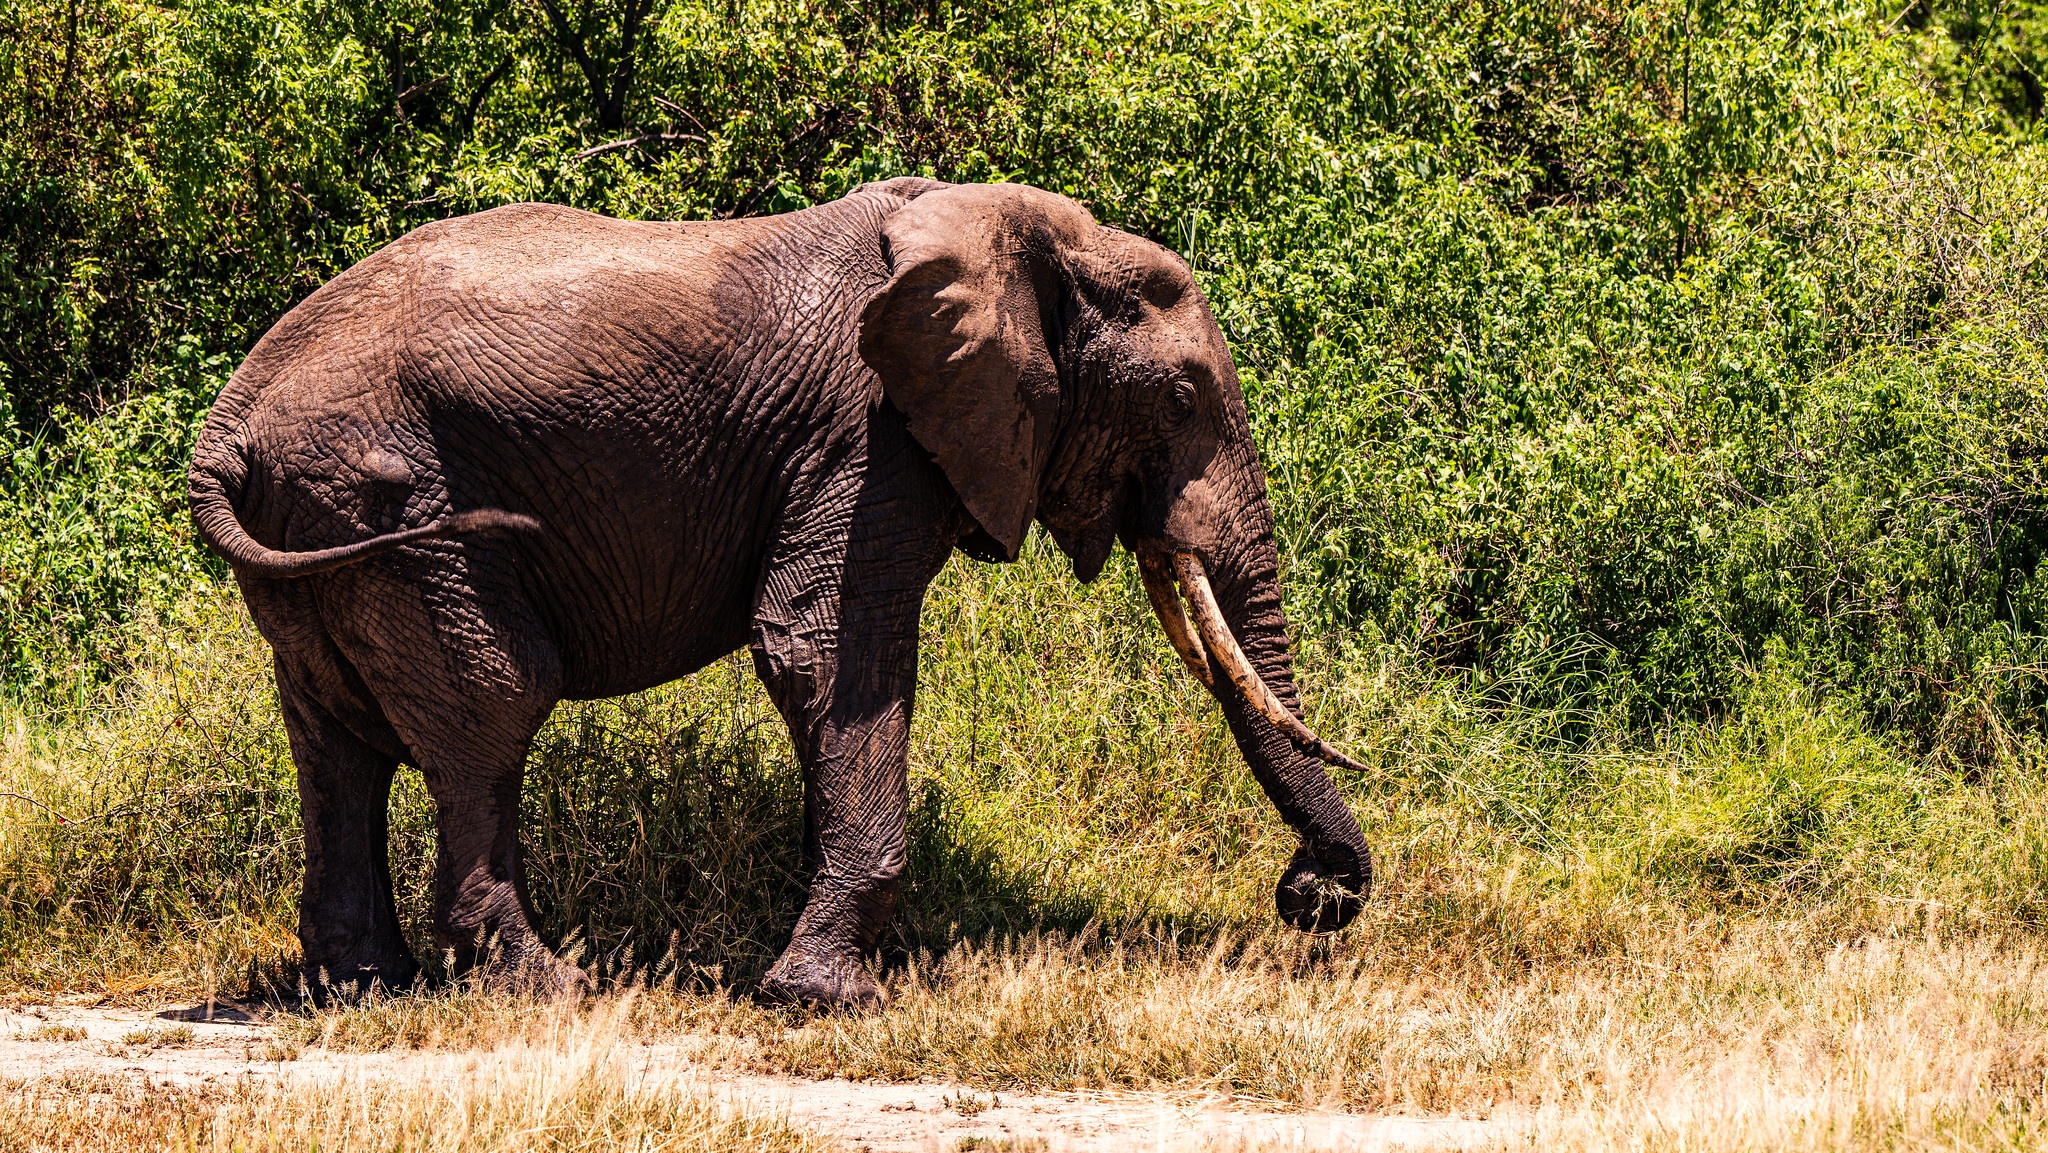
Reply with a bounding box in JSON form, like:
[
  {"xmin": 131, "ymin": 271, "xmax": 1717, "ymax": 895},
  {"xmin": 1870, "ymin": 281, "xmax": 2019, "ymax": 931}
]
[
  {"xmin": 302, "ymin": 956, "xmax": 422, "ymax": 1005},
  {"xmin": 756, "ymin": 944, "xmax": 887, "ymax": 1013}
]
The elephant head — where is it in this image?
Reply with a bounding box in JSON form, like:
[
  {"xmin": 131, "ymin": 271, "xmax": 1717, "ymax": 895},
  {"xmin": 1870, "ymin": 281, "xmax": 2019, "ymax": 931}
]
[{"xmin": 859, "ymin": 181, "xmax": 1370, "ymax": 933}]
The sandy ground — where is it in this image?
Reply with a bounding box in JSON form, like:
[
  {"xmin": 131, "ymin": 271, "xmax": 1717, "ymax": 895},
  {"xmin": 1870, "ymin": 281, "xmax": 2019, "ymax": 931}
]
[{"xmin": 0, "ymin": 1002, "xmax": 1503, "ymax": 1152}]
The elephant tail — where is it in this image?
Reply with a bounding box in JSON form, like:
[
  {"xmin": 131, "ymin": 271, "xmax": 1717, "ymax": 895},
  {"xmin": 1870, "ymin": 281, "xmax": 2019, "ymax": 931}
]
[
  {"xmin": 190, "ymin": 440, "xmax": 540, "ymax": 581},
  {"xmin": 196, "ymin": 504, "xmax": 541, "ymax": 580}
]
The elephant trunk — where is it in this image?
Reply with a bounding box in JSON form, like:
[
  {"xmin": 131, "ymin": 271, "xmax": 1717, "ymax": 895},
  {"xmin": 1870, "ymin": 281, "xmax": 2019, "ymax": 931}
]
[{"xmin": 1136, "ymin": 536, "xmax": 1370, "ymax": 933}]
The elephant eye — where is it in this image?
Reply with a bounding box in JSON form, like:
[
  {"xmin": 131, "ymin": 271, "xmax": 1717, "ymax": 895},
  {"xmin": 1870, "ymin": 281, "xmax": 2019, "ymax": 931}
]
[{"xmin": 1162, "ymin": 379, "xmax": 1198, "ymax": 428}]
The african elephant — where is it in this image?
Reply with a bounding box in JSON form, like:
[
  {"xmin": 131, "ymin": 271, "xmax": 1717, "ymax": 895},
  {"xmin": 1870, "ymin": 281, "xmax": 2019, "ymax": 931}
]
[{"xmin": 188, "ymin": 177, "xmax": 1370, "ymax": 1010}]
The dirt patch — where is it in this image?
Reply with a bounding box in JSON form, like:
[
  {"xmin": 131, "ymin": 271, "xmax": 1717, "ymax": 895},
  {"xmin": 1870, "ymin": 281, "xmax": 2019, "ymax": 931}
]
[
  {"xmin": 0, "ymin": 1003, "xmax": 1503, "ymax": 1151},
  {"xmin": 706, "ymin": 1073, "xmax": 1499, "ymax": 1151}
]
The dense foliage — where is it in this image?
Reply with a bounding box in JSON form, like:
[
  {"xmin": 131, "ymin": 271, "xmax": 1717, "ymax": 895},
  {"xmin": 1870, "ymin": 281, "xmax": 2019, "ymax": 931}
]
[{"xmin": 3, "ymin": 0, "xmax": 2046, "ymax": 753}]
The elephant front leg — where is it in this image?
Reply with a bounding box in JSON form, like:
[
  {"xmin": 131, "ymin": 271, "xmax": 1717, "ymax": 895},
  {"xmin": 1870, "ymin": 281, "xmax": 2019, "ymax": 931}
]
[
  {"xmin": 752, "ymin": 633, "xmax": 917, "ymax": 1011},
  {"xmin": 748, "ymin": 405, "xmax": 961, "ymax": 1011}
]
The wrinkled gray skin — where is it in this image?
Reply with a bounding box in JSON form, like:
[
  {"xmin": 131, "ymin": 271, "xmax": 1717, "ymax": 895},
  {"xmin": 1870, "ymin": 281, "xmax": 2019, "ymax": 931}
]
[{"xmin": 188, "ymin": 179, "xmax": 1370, "ymax": 1009}]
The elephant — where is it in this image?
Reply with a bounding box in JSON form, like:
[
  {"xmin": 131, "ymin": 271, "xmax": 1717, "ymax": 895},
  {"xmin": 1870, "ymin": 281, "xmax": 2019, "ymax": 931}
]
[{"xmin": 187, "ymin": 177, "xmax": 1371, "ymax": 1010}]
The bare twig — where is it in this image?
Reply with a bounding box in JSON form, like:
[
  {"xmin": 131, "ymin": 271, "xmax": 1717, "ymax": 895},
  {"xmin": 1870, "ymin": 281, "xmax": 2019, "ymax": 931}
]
[
  {"xmin": 652, "ymin": 95, "xmax": 708, "ymax": 135},
  {"xmin": 0, "ymin": 791, "xmax": 139, "ymax": 826},
  {"xmin": 726, "ymin": 176, "xmax": 782, "ymax": 219},
  {"xmin": 572, "ymin": 132, "xmax": 704, "ymax": 161}
]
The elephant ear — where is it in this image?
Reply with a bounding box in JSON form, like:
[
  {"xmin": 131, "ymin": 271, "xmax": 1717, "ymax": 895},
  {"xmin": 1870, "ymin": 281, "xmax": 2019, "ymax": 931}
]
[{"xmin": 858, "ymin": 183, "xmax": 1096, "ymax": 560}]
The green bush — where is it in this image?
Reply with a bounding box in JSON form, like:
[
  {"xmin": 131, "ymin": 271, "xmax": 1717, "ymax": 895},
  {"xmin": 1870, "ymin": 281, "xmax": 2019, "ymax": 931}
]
[
  {"xmin": 0, "ymin": 373, "xmax": 220, "ymax": 709},
  {"xmin": 1, "ymin": 0, "xmax": 2044, "ymax": 755}
]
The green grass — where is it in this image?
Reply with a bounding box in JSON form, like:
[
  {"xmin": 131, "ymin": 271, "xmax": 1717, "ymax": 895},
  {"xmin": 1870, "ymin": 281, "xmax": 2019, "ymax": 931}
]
[{"xmin": 4, "ymin": 540, "xmax": 2046, "ymax": 1000}]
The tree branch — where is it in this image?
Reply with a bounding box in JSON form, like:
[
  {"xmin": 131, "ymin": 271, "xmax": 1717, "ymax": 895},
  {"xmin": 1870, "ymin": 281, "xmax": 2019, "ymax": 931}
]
[
  {"xmin": 463, "ymin": 55, "xmax": 516, "ymax": 136},
  {"xmin": 605, "ymin": 0, "xmax": 655, "ymax": 127},
  {"xmin": 535, "ymin": 0, "xmax": 608, "ymax": 121},
  {"xmin": 0, "ymin": 791, "xmax": 140, "ymax": 826},
  {"xmin": 572, "ymin": 131, "xmax": 705, "ymax": 161},
  {"xmin": 396, "ymin": 74, "xmax": 450, "ymax": 107}
]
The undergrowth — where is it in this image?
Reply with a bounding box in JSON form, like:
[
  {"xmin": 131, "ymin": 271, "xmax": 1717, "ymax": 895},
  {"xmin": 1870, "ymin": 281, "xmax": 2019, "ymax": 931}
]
[{"xmin": 4, "ymin": 544, "xmax": 2045, "ymax": 998}]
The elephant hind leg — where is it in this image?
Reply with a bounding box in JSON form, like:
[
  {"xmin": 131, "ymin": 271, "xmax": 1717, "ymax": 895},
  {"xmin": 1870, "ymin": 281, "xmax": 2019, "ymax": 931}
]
[
  {"xmin": 276, "ymin": 662, "xmax": 418, "ymax": 1003},
  {"xmin": 320, "ymin": 565, "xmax": 580, "ymax": 996},
  {"xmin": 390, "ymin": 667, "xmax": 576, "ymax": 992}
]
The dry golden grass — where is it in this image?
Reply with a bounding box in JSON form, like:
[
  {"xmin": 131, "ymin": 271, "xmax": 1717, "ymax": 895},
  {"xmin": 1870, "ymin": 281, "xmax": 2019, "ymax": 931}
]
[
  {"xmin": 0, "ymin": 1002, "xmax": 831, "ymax": 1152},
  {"xmin": 269, "ymin": 918, "xmax": 2048, "ymax": 1151},
  {"xmin": 0, "ymin": 595, "xmax": 304, "ymax": 1001}
]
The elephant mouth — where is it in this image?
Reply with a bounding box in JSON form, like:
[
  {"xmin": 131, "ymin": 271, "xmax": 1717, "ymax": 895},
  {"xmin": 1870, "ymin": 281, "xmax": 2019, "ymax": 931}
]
[{"xmin": 1134, "ymin": 548, "xmax": 1365, "ymax": 775}]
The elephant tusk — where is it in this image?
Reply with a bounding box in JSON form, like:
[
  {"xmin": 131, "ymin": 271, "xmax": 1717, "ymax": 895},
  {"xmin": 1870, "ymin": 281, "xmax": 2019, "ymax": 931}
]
[
  {"xmin": 1172, "ymin": 552, "xmax": 1368, "ymax": 775},
  {"xmin": 1138, "ymin": 551, "xmax": 1214, "ymax": 689}
]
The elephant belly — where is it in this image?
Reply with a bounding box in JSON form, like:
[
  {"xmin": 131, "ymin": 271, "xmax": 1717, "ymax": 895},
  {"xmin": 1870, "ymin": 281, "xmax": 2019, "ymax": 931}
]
[
  {"xmin": 526, "ymin": 508, "xmax": 766, "ymax": 702},
  {"xmin": 426, "ymin": 386, "xmax": 794, "ymax": 702}
]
